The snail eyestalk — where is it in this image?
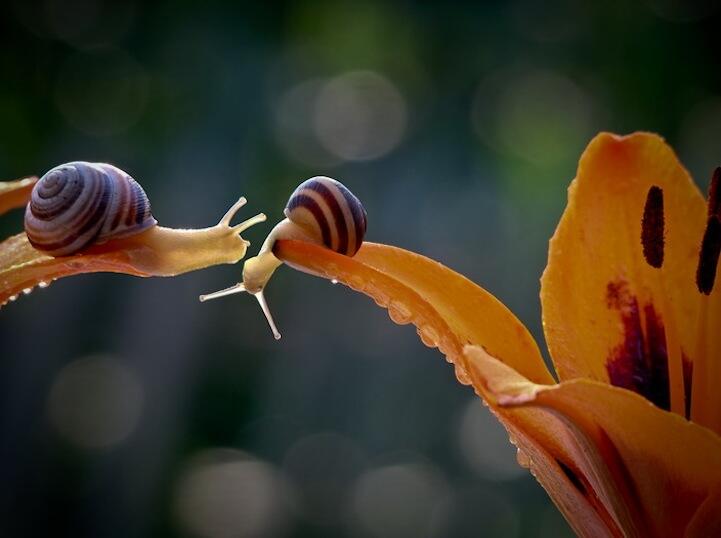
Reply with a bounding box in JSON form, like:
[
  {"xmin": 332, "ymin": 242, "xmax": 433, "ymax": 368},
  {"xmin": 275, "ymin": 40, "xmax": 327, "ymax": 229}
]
[
  {"xmin": 199, "ymin": 281, "xmax": 281, "ymax": 340},
  {"xmin": 199, "ymin": 250, "xmax": 284, "ymax": 339}
]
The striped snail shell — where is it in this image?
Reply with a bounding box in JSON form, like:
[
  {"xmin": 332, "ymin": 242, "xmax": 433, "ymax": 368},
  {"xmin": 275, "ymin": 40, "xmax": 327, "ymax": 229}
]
[
  {"xmin": 24, "ymin": 161, "xmax": 157, "ymax": 256},
  {"xmin": 284, "ymin": 176, "xmax": 367, "ymax": 256}
]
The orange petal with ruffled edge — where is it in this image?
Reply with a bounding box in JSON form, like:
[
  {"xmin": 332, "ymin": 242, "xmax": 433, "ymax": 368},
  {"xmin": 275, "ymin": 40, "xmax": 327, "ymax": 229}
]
[
  {"xmin": 0, "ymin": 180, "xmax": 263, "ymax": 306},
  {"xmin": 465, "ymin": 344, "xmax": 721, "ymax": 537},
  {"xmin": 275, "ymin": 239, "xmax": 554, "ymax": 385},
  {"xmin": 273, "ymin": 241, "xmax": 620, "ymax": 535},
  {"xmin": 541, "ymin": 132, "xmax": 707, "ymax": 418}
]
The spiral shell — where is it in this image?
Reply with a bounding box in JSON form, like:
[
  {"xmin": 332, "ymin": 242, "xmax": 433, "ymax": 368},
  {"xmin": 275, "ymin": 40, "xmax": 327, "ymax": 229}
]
[
  {"xmin": 284, "ymin": 176, "xmax": 367, "ymax": 256},
  {"xmin": 24, "ymin": 161, "xmax": 157, "ymax": 256}
]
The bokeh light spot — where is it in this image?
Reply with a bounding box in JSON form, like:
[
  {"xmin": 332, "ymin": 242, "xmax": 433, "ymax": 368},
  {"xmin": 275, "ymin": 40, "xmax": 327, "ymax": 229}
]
[
  {"xmin": 175, "ymin": 449, "xmax": 292, "ymax": 538},
  {"xmin": 349, "ymin": 463, "xmax": 447, "ymax": 538},
  {"xmin": 47, "ymin": 354, "xmax": 144, "ymax": 449},
  {"xmin": 473, "ymin": 69, "xmax": 595, "ymax": 167},
  {"xmin": 273, "ymin": 78, "xmax": 342, "ymax": 167},
  {"xmin": 314, "ymin": 71, "xmax": 407, "ymax": 162}
]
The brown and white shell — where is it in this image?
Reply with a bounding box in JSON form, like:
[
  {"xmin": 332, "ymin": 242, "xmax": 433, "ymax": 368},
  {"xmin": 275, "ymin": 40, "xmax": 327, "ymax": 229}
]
[
  {"xmin": 284, "ymin": 176, "xmax": 367, "ymax": 256},
  {"xmin": 24, "ymin": 161, "xmax": 157, "ymax": 256}
]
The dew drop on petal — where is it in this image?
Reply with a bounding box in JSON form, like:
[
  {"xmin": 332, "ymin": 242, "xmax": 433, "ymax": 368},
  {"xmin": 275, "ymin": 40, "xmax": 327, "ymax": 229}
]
[
  {"xmin": 454, "ymin": 366, "xmax": 472, "ymax": 386},
  {"xmin": 417, "ymin": 325, "xmax": 439, "ymax": 349},
  {"xmin": 516, "ymin": 449, "xmax": 531, "ymax": 469},
  {"xmin": 347, "ymin": 275, "xmax": 365, "ymax": 292},
  {"xmin": 370, "ymin": 289, "xmax": 389, "ymax": 307},
  {"xmin": 324, "ymin": 263, "xmax": 340, "ymax": 280},
  {"xmin": 331, "ymin": 278, "xmax": 339, "ymax": 285},
  {"xmin": 22, "ymin": 287, "xmax": 33, "ymax": 295},
  {"xmin": 9, "ymin": 295, "xmax": 18, "ymax": 302},
  {"xmin": 38, "ymin": 281, "xmax": 50, "ymax": 289},
  {"xmin": 387, "ymin": 301, "xmax": 412, "ymax": 325}
]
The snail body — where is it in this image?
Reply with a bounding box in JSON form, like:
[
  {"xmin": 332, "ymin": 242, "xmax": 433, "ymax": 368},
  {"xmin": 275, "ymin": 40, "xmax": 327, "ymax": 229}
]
[
  {"xmin": 200, "ymin": 176, "xmax": 367, "ymax": 340},
  {"xmin": 24, "ymin": 162, "xmax": 157, "ymax": 256}
]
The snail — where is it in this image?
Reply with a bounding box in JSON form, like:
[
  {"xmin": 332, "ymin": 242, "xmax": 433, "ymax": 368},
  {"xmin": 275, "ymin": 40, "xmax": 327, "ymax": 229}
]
[
  {"xmin": 25, "ymin": 161, "xmax": 158, "ymax": 256},
  {"xmin": 21, "ymin": 161, "xmax": 266, "ymax": 274},
  {"xmin": 199, "ymin": 176, "xmax": 367, "ymax": 340}
]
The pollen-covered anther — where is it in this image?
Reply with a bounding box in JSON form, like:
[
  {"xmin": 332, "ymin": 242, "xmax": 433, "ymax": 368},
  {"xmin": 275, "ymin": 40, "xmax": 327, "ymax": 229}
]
[
  {"xmin": 641, "ymin": 185, "xmax": 664, "ymax": 268},
  {"xmin": 696, "ymin": 216, "xmax": 721, "ymax": 295}
]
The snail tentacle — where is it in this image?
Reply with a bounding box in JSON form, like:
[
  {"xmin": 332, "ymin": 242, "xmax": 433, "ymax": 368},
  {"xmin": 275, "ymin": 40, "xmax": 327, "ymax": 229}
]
[{"xmin": 200, "ymin": 175, "xmax": 367, "ymax": 341}]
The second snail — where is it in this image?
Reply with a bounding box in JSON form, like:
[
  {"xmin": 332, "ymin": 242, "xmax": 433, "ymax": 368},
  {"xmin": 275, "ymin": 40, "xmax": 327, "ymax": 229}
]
[{"xmin": 200, "ymin": 176, "xmax": 367, "ymax": 340}]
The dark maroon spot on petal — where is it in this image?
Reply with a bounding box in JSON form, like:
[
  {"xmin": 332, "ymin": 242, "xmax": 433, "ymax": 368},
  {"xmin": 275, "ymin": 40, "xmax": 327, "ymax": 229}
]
[
  {"xmin": 683, "ymin": 353, "xmax": 693, "ymax": 419},
  {"xmin": 641, "ymin": 186, "xmax": 664, "ymax": 268},
  {"xmin": 707, "ymin": 167, "xmax": 721, "ymax": 219},
  {"xmin": 696, "ymin": 216, "xmax": 721, "ymax": 295},
  {"xmin": 605, "ymin": 279, "xmax": 670, "ymax": 410},
  {"xmin": 605, "ymin": 279, "xmax": 627, "ymax": 309}
]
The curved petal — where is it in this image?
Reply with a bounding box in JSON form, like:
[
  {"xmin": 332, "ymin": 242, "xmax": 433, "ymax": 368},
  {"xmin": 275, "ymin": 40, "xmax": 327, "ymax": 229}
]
[
  {"xmin": 0, "ymin": 177, "xmax": 37, "ymax": 216},
  {"xmin": 541, "ymin": 132, "xmax": 706, "ymax": 416},
  {"xmin": 274, "ymin": 240, "xmax": 613, "ymax": 535},
  {"xmin": 275, "ymin": 239, "xmax": 554, "ymax": 384},
  {"xmin": 466, "ymin": 345, "xmax": 721, "ymax": 538}
]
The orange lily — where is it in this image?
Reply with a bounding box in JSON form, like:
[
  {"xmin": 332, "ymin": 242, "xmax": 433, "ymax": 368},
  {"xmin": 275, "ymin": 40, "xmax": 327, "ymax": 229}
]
[
  {"xmin": 270, "ymin": 133, "xmax": 721, "ymax": 537},
  {"xmin": 0, "ymin": 177, "xmax": 265, "ymax": 306}
]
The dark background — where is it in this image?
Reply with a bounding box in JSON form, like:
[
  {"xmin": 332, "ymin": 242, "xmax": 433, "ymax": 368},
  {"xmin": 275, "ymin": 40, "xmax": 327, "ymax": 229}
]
[{"xmin": 1, "ymin": 1, "xmax": 720, "ymax": 537}]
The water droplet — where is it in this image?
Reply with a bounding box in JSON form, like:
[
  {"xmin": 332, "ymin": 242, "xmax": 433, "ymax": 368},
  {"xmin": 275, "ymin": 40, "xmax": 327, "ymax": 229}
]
[
  {"xmin": 22, "ymin": 287, "xmax": 33, "ymax": 295},
  {"xmin": 454, "ymin": 366, "xmax": 472, "ymax": 385},
  {"xmin": 370, "ymin": 288, "xmax": 389, "ymax": 307},
  {"xmin": 387, "ymin": 301, "xmax": 412, "ymax": 325},
  {"xmin": 38, "ymin": 281, "xmax": 49, "ymax": 289},
  {"xmin": 325, "ymin": 263, "xmax": 339, "ymax": 279},
  {"xmin": 9, "ymin": 295, "xmax": 18, "ymax": 302},
  {"xmin": 331, "ymin": 279, "xmax": 339, "ymax": 285},
  {"xmin": 347, "ymin": 275, "xmax": 365, "ymax": 291},
  {"xmin": 417, "ymin": 325, "xmax": 439, "ymax": 348},
  {"xmin": 516, "ymin": 449, "xmax": 531, "ymax": 469}
]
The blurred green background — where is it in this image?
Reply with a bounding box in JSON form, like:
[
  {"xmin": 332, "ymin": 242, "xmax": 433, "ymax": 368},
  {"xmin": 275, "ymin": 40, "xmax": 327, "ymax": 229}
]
[{"xmin": 1, "ymin": 1, "xmax": 720, "ymax": 537}]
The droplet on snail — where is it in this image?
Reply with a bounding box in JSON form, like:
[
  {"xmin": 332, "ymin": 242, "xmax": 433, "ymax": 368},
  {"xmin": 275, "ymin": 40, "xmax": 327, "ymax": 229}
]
[
  {"xmin": 199, "ymin": 176, "xmax": 367, "ymax": 340},
  {"xmin": 22, "ymin": 161, "xmax": 266, "ymax": 274}
]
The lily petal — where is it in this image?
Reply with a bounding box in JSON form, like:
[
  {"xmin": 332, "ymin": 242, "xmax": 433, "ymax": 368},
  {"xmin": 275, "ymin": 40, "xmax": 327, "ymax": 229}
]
[
  {"xmin": 466, "ymin": 345, "xmax": 721, "ymax": 538},
  {"xmin": 275, "ymin": 239, "xmax": 555, "ymax": 384},
  {"xmin": 0, "ymin": 176, "xmax": 37, "ymax": 216},
  {"xmin": 541, "ymin": 132, "xmax": 706, "ymax": 416}
]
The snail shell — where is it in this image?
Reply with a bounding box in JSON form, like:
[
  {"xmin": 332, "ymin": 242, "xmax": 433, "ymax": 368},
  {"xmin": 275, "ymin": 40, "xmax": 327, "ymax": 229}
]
[
  {"xmin": 284, "ymin": 176, "xmax": 367, "ymax": 256},
  {"xmin": 24, "ymin": 161, "xmax": 157, "ymax": 256}
]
